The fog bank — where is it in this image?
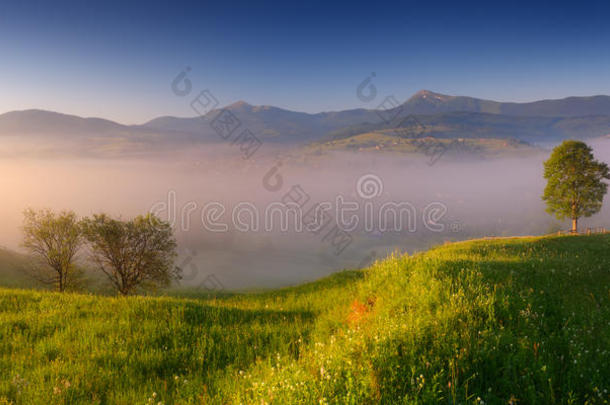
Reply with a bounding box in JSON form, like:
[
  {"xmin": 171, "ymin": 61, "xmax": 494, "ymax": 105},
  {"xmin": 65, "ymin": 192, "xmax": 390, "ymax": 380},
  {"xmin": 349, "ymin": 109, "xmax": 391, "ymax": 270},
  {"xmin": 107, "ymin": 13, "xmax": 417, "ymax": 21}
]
[{"xmin": 2, "ymin": 139, "xmax": 610, "ymax": 289}]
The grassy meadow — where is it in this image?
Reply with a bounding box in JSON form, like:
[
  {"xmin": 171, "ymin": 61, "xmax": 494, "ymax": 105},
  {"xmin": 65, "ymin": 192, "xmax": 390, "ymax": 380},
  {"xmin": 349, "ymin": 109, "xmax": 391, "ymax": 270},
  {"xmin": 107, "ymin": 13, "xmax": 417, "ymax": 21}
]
[{"xmin": 0, "ymin": 234, "xmax": 609, "ymax": 404}]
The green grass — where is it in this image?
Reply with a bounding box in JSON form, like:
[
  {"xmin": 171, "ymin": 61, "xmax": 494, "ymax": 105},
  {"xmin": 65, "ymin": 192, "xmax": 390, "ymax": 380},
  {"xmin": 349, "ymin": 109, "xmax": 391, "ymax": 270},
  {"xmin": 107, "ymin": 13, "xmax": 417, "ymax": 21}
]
[{"xmin": 0, "ymin": 235, "xmax": 609, "ymax": 404}]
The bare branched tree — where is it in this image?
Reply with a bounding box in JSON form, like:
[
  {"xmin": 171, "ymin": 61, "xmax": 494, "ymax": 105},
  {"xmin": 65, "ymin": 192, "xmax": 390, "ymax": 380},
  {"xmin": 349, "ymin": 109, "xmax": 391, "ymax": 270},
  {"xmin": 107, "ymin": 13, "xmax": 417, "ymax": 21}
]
[
  {"xmin": 82, "ymin": 213, "xmax": 179, "ymax": 295},
  {"xmin": 21, "ymin": 208, "xmax": 83, "ymax": 292}
]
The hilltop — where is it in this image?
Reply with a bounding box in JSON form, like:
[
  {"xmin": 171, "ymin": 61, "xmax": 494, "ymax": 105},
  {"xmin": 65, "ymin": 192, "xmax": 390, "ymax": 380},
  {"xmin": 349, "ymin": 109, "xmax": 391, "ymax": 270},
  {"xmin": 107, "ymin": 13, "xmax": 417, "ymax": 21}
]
[
  {"xmin": 303, "ymin": 110, "xmax": 610, "ymax": 157},
  {"xmin": 0, "ymin": 234, "xmax": 608, "ymax": 403}
]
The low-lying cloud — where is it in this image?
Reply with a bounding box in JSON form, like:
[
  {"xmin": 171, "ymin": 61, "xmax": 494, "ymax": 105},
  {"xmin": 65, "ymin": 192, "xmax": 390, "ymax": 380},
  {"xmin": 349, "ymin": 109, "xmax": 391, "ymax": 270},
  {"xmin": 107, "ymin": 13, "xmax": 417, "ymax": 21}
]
[{"xmin": 2, "ymin": 138, "xmax": 610, "ymax": 289}]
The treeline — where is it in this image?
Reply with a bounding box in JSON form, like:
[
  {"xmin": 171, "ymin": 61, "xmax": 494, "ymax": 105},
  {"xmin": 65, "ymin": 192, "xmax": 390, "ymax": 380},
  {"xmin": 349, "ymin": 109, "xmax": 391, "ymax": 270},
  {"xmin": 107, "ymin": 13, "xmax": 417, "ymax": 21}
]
[{"xmin": 22, "ymin": 209, "xmax": 179, "ymax": 295}]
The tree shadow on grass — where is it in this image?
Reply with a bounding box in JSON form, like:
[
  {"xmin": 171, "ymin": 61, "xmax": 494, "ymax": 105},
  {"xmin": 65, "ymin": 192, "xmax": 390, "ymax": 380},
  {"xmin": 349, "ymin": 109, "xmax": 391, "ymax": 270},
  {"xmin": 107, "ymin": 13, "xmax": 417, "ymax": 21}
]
[{"xmin": 90, "ymin": 301, "xmax": 316, "ymax": 387}]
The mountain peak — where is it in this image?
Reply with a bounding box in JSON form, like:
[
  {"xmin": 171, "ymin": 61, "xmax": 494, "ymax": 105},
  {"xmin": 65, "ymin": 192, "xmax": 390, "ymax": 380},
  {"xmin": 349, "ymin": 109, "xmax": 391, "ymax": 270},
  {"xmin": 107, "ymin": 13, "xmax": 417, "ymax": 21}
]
[
  {"xmin": 227, "ymin": 100, "xmax": 253, "ymax": 110},
  {"xmin": 411, "ymin": 90, "xmax": 453, "ymax": 101},
  {"xmin": 224, "ymin": 101, "xmax": 289, "ymax": 114}
]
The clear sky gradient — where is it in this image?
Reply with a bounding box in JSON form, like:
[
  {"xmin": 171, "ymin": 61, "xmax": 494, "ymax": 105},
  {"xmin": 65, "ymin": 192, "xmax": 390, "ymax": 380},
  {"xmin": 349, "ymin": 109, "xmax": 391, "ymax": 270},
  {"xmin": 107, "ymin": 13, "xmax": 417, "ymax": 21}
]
[{"xmin": 1, "ymin": 0, "xmax": 610, "ymax": 124}]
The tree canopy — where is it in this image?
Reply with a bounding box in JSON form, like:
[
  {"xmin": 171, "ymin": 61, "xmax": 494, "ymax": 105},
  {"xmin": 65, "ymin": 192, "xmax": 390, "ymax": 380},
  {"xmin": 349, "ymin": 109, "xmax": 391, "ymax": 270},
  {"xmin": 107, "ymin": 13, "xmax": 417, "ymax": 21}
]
[
  {"xmin": 542, "ymin": 140, "xmax": 609, "ymax": 232},
  {"xmin": 22, "ymin": 209, "xmax": 83, "ymax": 291},
  {"xmin": 82, "ymin": 213, "xmax": 178, "ymax": 295}
]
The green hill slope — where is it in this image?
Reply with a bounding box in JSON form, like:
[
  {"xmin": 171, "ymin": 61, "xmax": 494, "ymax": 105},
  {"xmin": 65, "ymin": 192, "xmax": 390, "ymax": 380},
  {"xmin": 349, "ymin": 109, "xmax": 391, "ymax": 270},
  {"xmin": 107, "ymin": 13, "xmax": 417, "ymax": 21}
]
[
  {"xmin": 0, "ymin": 248, "xmax": 34, "ymax": 289},
  {"xmin": 0, "ymin": 235, "xmax": 609, "ymax": 404},
  {"xmin": 324, "ymin": 112, "xmax": 610, "ymax": 145},
  {"xmin": 305, "ymin": 131, "xmax": 537, "ymax": 159}
]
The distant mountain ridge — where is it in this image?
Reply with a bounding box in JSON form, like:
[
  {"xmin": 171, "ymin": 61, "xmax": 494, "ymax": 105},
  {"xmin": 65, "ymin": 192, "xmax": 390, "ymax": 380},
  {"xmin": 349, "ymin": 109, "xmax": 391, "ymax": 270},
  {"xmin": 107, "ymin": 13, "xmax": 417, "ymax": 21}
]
[
  {"xmin": 139, "ymin": 91, "xmax": 610, "ymax": 143},
  {"xmin": 3, "ymin": 91, "xmax": 610, "ymax": 148},
  {"xmin": 0, "ymin": 109, "xmax": 196, "ymax": 157},
  {"xmin": 142, "ymin": 101, "xmax": 380, "ymax": 143},
  {"xmin": 402, "ymin": 90, "xmax": 610, "ymax": 117},
  {"xmin": 0, "ymin": 109, "xmax": 126, "ymax": 136},
  {"xmin": 325, "ymin": 111, "xmax": 610, "ymax": 144}
]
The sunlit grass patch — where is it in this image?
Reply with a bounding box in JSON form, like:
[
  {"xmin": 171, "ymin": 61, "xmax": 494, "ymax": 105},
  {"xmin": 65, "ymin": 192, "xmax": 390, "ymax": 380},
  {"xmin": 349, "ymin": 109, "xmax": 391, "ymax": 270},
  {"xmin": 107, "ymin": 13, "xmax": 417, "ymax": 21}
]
[{"xmin": 0, "ymin": 235, "xmax": 609, "ymax": 404}]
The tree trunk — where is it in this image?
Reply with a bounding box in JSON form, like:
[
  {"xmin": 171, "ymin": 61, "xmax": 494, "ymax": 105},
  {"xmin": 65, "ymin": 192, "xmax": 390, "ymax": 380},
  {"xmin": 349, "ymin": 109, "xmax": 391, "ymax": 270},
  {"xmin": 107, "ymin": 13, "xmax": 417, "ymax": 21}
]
[{"xmin": 571, "ymin": 217, "xmax": 578, "ymax": 234}]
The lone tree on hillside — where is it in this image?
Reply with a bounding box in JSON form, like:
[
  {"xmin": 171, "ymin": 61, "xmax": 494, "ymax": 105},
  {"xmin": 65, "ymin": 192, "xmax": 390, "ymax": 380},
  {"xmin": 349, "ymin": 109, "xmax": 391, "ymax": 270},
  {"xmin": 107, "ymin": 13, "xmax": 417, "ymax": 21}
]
[
  {"xmin": 82, "ymin": 213, "xmax": 179, "ymax": 295},
  {"xmin": 22, "ymin": 209, "xmax": 83, "ymax": 292},
  {"xmin": 542, "ymin": 140, "xmax": 610, "ymax": 233}
]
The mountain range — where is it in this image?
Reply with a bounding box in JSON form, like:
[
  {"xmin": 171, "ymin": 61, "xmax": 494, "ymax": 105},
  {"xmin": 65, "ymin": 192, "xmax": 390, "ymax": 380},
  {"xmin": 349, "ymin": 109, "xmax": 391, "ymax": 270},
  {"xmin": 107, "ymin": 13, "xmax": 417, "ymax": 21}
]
[
  {"xmin": 396, "ymin": 90, "xmax": 610, "ymax": 117},
  {"xmin": 2, "ymin": 91, "xmax": 610, "ymax": 150}
]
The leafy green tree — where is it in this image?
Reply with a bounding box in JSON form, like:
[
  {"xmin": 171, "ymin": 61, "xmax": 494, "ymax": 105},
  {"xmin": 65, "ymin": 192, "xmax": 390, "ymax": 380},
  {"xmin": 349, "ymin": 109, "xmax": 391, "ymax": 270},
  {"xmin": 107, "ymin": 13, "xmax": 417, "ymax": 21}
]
[
  {"xmin": 82, "ymin": 213, "xmax": 179, "ymax": 295},
  {"xmin": 542, "ymin": 140, "xmax": 609, "ymax": 233},
  {"xmin": 22, "ymin": 209, "xmax": 83, "ymax": 291}
]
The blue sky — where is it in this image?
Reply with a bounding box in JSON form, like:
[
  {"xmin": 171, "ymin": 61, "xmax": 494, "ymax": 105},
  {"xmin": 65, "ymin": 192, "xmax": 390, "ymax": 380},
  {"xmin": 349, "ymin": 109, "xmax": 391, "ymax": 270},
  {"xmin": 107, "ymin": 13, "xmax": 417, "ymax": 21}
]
[{"xmin": 1, "ymin": 0, "xmax": 610, "ymax": 124}]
